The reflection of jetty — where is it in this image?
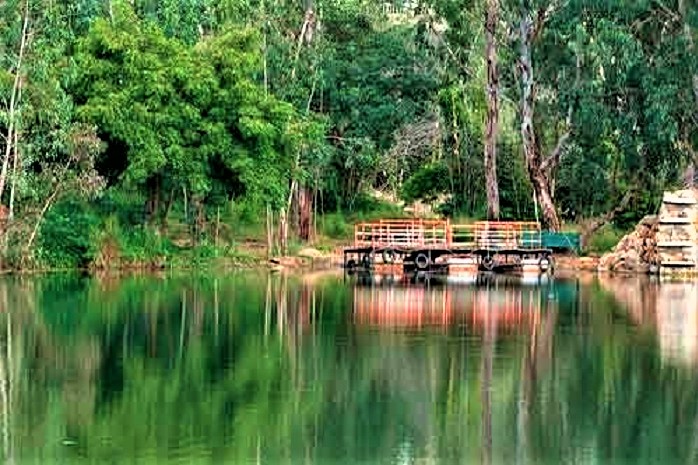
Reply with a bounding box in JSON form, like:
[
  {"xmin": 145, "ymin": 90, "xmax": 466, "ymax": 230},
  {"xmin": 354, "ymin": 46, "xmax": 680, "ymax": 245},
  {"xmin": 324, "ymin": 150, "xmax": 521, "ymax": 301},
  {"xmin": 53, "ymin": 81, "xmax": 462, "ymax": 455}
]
[
  {"xmin": 343, "ymin": 219, "xmax": 554, "ymax": 274},
  {"xmin": 354, "ymin": 284, "xmax": 455, "ymax": 327},
  {"xmin": 352, "ymin": 275, "xmax": 552, "ymax": 330}
]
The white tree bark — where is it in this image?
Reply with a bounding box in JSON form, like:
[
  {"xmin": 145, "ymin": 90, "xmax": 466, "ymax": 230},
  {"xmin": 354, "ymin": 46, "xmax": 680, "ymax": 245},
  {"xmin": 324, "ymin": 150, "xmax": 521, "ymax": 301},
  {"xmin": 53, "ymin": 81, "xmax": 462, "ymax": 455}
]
[
  {"xmin": 519, "ymin": 1, "xmax": 574, "ymax": 231},
  {"xmin": 679, "ymin": 0, "xmax": 698, "ymax": 105},
  {"xmin": 519, "ymin": 5, "xmax": 561, "ymax": 230},
  {"xmin": 0, "ymin": 0, "xmax": 30, "ymax": 206},
  {"xmin": 678, "ymin": 0, "xmax": 697, "ymax": 186},
  {"xmin": 484, "ymin": 0, "xmax": 501, "ymax": 220}
]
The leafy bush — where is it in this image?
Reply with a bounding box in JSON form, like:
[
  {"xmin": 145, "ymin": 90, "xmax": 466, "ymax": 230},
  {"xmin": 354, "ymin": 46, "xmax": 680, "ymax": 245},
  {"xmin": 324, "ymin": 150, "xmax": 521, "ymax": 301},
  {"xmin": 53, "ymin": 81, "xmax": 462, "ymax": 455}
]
[
  {"xmin": 117, "ymin": 226, "xmax": 173, "ymax": 264},
  {"xmin": 93, "ymin": 190, "xmax": 147, "ymax": 228},
  {"xmin": 319, "ymin": 213, "xmax": 352, "ymax": 239},
  {"xmin": 38, "ymin": 199, "xmax": 101, "ymax": 269},
  {"xmin": 351, "ymin": 195, "xmax": 405, "ymax": 219},
  {"xmin": 584, "ymin": 224, "xmax": 626, "ymax": 255},
  {"xmin": 401, "ymin": 162, "xmax": 451, "ymax": 203}
]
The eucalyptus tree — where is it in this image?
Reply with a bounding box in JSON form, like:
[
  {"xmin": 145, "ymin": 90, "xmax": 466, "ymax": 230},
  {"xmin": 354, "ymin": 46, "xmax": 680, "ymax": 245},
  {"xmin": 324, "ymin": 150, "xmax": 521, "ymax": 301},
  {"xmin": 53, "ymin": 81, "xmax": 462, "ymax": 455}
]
[
  {"xmin": 0, "ymin": 0, "xmax": 29, "ymax": 219},
  {"xmin": 499, "ymin": 0, "xmax": 698, "ymax": 229},
  {"xmin": 485, "ymin": 0, "xmax": 501, "ymax": 219},
  {"xmin": 426, "ymin": 0, "xmax": 536, "ymax": 219},
  {"xmin": 549, "ymin": 0, "xmax": 698, "ymax": 227},
  {"xmin": 0, "ymin": 0, "xmax": 107, "ymax": 267},
  {"xmin": 427, "ymin": 0, "xmax": 490, "ymax": 215},
  {"xmin": 516, "ymin": 0, "xmax": 570, "ymax": 230},
  {"xmin": 678, "ymin": 0, "xmax": 698, "ymax": 185}
]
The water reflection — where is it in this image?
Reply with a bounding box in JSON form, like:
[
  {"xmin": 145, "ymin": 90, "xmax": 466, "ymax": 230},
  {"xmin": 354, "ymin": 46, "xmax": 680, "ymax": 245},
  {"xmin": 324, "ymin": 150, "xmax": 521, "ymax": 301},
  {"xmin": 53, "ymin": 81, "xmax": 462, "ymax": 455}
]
[
  {"xmin": 352, "ymin": 273, "xmax": 557, "ymax": 332},
  {"xmin": 599, "ymin": 275, "xmax": 698, "ymax": 367},
  {"xmin": 0, "ymin": 272, "xmax": 695, "ymax": 464}
]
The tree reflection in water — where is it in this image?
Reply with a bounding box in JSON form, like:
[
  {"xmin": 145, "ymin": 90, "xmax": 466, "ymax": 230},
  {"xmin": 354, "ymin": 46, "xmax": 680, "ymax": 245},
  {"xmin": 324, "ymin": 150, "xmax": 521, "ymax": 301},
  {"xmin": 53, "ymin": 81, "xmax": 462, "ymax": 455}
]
[{"xmin": 0, "ymin": 272, "xmax": 694, "ymax": 464}]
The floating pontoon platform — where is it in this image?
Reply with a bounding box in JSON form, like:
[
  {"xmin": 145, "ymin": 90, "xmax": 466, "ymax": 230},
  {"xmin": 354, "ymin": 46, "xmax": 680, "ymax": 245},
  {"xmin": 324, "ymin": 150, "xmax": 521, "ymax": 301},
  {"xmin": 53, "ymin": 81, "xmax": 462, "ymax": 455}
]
[{"xmin": 343, "ymin": 219, "xmax": 554, "ymax": 274}]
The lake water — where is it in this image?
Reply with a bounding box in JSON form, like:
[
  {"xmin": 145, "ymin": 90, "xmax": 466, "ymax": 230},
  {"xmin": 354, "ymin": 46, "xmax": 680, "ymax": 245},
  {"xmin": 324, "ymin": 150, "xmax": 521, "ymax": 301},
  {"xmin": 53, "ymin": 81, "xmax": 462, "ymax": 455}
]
[{"xmin": 0, "ymin": 271, "xmax": 697, "ymax": 464}]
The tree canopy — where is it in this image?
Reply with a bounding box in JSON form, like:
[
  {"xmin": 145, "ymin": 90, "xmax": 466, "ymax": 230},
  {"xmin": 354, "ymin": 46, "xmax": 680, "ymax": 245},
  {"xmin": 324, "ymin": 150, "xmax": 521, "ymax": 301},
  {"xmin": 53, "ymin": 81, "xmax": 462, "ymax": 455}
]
[{"xmin": 0, "ymin": 0, "xmax": 696, "ymax": 265}]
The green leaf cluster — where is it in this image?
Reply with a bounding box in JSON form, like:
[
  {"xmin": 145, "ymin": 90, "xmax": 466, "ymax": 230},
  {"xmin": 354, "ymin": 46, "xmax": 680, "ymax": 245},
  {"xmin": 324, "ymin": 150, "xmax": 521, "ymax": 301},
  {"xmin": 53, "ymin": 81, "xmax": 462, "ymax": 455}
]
[{"xmin": 71, "ymin": 7, "xmax": 311, "ymax": 210}]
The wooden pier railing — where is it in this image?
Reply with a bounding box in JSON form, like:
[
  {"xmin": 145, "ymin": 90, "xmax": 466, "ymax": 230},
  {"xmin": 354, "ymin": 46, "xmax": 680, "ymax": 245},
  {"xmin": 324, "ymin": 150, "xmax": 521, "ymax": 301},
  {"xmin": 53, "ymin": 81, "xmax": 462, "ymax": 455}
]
[
  {"xmin": 353, "ymin": 219, "xmax": 542, "ymax": 250},
  {"xmin": 354, "ymin": 219, "xmax": 449, "ymax": 248}
]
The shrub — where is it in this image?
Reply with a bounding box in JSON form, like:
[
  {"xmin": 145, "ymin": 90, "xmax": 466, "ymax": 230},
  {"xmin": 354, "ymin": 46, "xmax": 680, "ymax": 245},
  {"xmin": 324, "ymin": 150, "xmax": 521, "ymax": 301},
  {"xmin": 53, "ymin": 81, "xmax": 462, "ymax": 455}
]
[
  {"xmin": 38, "ymin": 199, "xmax": 101, "ymax": 269},
  {"xmin": 319, "ymin": 213, "xmax": 352, "ymax": 239},
  {"xmin": 584, "ymin": 224, "xmax": 626, "ymax": 255},
  {"xmin": 118, "ymin": 226, "xmax": 173, "ymax": 264},
  {"xmin": 401, "ymin": 162, "xmax": 451, "ymax": 204}
]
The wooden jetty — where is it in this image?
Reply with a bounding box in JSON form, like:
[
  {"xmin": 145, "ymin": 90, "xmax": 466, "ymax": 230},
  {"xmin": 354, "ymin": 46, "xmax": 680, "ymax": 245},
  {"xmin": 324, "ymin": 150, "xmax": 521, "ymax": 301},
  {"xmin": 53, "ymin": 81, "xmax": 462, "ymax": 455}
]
[{"xmin": 343, "ymin": 219, "xmax": 554, "ymax": 274}]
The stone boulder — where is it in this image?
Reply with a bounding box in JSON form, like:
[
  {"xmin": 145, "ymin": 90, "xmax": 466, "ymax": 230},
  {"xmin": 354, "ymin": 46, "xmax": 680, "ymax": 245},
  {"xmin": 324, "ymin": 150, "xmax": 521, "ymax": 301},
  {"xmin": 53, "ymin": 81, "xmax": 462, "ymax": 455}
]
[{"xmin": 598, "ymin": 215, "xmax": 658, "ymax": 273}]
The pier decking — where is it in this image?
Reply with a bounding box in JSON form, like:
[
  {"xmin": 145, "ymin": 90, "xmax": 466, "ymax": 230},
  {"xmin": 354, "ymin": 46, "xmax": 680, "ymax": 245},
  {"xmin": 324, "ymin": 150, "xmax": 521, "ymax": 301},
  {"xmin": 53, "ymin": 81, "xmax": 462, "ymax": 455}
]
[{"xmin": 343, "ymin": 219, "xmax": 553, "ymax": 273}]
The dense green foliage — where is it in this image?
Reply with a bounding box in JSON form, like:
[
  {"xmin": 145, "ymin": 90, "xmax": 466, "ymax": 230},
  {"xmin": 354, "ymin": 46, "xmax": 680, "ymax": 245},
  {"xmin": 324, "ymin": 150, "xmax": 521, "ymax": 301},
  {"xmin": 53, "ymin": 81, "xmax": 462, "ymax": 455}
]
[{"xmin": 0, "ymin": 0, "xmax": 696, "ymax": 267}]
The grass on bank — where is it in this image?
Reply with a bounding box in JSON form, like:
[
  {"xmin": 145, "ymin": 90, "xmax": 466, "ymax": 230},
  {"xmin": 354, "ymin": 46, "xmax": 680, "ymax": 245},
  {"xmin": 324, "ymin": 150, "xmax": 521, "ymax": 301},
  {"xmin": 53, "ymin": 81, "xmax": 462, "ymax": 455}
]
[
  {"xmin": 1, "ymin": 193, "xmax": 404, "ymax": 271},
  {"xmin": 581, "ymin": 225, "xmax": 626, "ymax": 255},
  {"xmin": 0, "ymin": 192, "xmax": 629, "ymax": 272}
]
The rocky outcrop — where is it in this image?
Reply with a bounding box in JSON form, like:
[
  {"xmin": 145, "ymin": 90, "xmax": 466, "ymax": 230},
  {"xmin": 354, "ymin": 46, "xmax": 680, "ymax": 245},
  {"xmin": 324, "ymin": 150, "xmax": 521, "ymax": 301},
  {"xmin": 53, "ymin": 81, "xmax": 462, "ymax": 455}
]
[{"xmin": 598, "ymin": 215, "xmax": 659, "ymax": 273}]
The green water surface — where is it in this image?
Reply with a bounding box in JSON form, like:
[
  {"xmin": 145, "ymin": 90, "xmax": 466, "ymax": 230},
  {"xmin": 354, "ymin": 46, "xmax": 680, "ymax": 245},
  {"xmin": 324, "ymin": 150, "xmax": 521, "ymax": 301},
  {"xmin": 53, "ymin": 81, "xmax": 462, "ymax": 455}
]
[{"xmin": 0, "ymin": 271, "xmax": 696, "ymax": 465}]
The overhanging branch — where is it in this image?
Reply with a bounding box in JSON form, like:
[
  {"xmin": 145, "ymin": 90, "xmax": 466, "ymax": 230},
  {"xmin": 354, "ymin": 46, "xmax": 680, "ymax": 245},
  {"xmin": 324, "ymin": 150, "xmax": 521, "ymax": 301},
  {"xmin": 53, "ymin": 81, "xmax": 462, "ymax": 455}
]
[
  {"xmin": 542, "ymin": 35, "xmax": 580, "ymax": 173},
  {"xmin": 580, "ymin": 189, "xmax": 635, "ymax": 245},
  {"xmin": 541, "ymin": 129, "xmax": 570, "ymax": 172},
  {"xmin": 531, "ymin": 0, "xmax": 562, "ymax": 41}
]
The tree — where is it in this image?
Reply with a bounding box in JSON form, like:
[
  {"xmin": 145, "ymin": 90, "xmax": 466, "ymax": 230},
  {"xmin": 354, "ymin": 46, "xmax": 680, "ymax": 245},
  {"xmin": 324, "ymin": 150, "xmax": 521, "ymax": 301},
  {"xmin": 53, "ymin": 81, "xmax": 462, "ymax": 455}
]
[
  {"xmin": 72, "ymin": 5, "xmax": 316, "ymax": 238},
  {"xmin": 547, "ymin": 0, "xmax": 697, "ymax": 228},
  {"xmin": 319, "ymin": 11, "xmax": 440, "ymax": 207},
  {"xmin": 517, "ymin": 0, "xmax": 570, "ymax": 231},
  {"xmin": 484, "ymin": 0, "xmax": 500, "ymax": 219},
  {"xmin": 0, "ymin": 0, "xmax": 30, "ymax": 219},
  {"xmin": 72, "ymin": 7, "xmax": 213, "ymax": 227},
  {"xmin": 0, "ymin": 0, "xmax": 110, "ymax": 266},
  {"xmin": 679, "ymin": 0, "xmax": 698, "ymax": 185},
  {"xmin": 679, "ymin": 0, "xmax": 698, "ymax": 107}
]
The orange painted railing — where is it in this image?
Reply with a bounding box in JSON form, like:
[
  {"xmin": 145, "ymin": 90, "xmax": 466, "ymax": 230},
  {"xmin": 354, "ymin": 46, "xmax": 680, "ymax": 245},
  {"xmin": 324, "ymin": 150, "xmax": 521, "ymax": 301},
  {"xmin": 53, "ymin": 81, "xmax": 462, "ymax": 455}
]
[
  {"xmin": 353, "ymin": 219, "xmax": 542, "ymax": 249},
  {"xmin": 354, "ymin": 219, "xmax": 451, "ymax": 248}
]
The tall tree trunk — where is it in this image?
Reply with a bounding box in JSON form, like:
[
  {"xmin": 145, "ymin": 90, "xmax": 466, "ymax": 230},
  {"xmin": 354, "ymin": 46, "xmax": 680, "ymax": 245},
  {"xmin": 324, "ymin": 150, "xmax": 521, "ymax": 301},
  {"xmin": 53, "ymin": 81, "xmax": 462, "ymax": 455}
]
[
  {"xmin": 290, "ymin": 1, "xmax": 316, "ymax": 80},
  {"xmin": 8, "ymin": 129, "xmax": 19, "ymax": 221},
  {"xmin": 25, "ymin": 157, "xmax": 74, "ymax": 256},
  {"xmin": 0, "ymin": 0, "xmax": 29, "ymax": 206},
  {"xmin": 297, "ymin": 186, "xmax": 312, "ymax": 242},
  {"xmin": 279, "ymin": 203, "xmax": 289, "ymax": 255},
  {"xmin": 679, "ymin": 0, "xmax": 698, "ymax": 186},
  {"xmin": 26, "ymin": 186, "xmax": 61, "ymax": 253},
  {"xmin": 680, "ymin": 0, "xmax": 698, "ymax": 105},
  {"xmin": 144, "ymin": 175, "xmax": 161, "ymax": 225},
  {"xmin": 484, "ymin": 0, "xmax": 500, "ymax": 220},
  {"xmin": 194, "ymin": 197, "xmax": 205, "ymax": 245},
  {"xmin": 289, "ymin": 41, "xmax": 319, "ymax": 243},
  {"xmin": 519, "ymin": 4, "xmax": 561, "ymax": 231},
  {"xmin": 266, "ymin": 204, "xmax": 275, "ymax": 257},
  {"xmin": 160, "ymin": 187, "xmax": 175, "ymax": 234}
]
